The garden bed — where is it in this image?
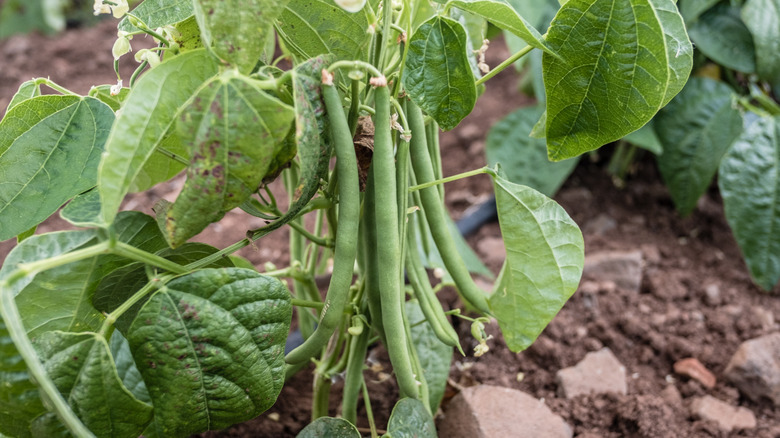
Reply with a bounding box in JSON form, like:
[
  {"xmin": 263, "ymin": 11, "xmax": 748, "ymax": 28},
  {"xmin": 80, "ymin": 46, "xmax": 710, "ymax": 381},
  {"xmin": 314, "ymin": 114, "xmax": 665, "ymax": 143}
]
[{"xmin": 1, "ymin": 19, "xmax": 779, "ymax": 438}]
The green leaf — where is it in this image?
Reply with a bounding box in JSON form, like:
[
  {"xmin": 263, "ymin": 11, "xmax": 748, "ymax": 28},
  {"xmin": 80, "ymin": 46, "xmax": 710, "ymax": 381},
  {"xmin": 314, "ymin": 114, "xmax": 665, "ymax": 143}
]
[
  {"xmin": 98, "ymin": 49, "xmax": 219, "ymax": 225},
  {"xmin": 404, "ymin": 16, "xmax": 477, "ymax": 131},
  {"xmin": 16, "ymin": 226, "xmax": 36, "ymax": 243},
  {"xmin": 126, "ymin": 268, "xmax": 292, "ymax": 436},
  {"xmin": 172, "ymin": 15, "xmax": 204, "ymax": 53},
  {"xmin": 109, "ymin": 331, "xmax": 151, "ymax": 404},
  {"xmin": 296, "ymin": 417, "xmax": 361, "ymax": 438},
  {"xmin": 486, "ymin": 105, "xmax": 579, "ymax": 197},
  {"xmin": 688, "ymin": 3, "xmax": 756, "ymax": 73},
  {"xmin": 655, "ymin": 77, "xmax": 743, "ymax": 216},
  {"xmin": 0, "ymin": 96, "xmax": 114, "ymax": 241},
  {"xmin": 490, "ymin": 176, "xmax": 584, "ymax": 352},
  {"xmin": 276, "ymin": 0, "xmax": 372, "ymax": 62},
  {"xmin": 127, "ymin": 133, "xmax": 189, "ymax": 193},
  {"xmin": 679, "ymin": 0, "xmax": 720, "ymax": 23},
  {"xmin": 0, "ymin": 0, "xmax": 59, "ymax": 38},
  {"xmin": 742, "ymin": 0, "xmax": 780, "ymax": 88},
  {"xmin": 5, "ymin": 80, "xmax": 41, "ymax": 113},
  {"xmin": 160, "ymin": 73, "xmax": 295, "ymax": 247},
  {"xmin": 623, "ymin": 120, "xmax": 663, "ymax": 154},
  {"xmin": 193, "ymin": 0, "xmax": 289, "ymax": 73},
  {"xmin": 0, "ymin": 319, "xmax": 45, "ymax": 438},
  {"xmin": 34, "ymin": 331, "xmax": 153, "ymax": 437},
  {"xmin": 385, "ymin": 398, "xmax": 437, "ymax": 438},
  {"xmin": 94, "ymin": 242, "xmax": 233, "ymax": 333},
  {"xmin": 0, "ymin": 230, "xmax": 99, "ymax": 299},
  {"xmin": 405, "ymin": 300, "xmax": 452, "ymax": 413},
  {"xmin": 61, "ymin": 188, "xmax": 103, "ymax": 228},
  {"xmin": 542, "ymin": 0, "xmax": 693, "ymax": 160},
  {"xmin": 718, "ymin": 116, "xmax": 780, "ymax": 291},
  {"xmin": 118, "ymin": 0, "xmax": 194, "ymax": 32},
  {"xmin": 446, "ymin": 0, "xmax": 556, "ymax": 55}
]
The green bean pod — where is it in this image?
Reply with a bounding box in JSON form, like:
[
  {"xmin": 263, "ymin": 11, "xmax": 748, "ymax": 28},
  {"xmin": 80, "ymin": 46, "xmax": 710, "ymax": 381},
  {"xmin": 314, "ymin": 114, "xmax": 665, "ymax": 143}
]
[
  {"xmin": 406, "ymin": 102, "xmax": 492, "ymax": 315},
  {"xmin": 405, "ymin": 227, "xmax": 462, "ymax": 352},
  {"xmin": 373, "ymin": 84, "xmax": 419, "ymax": 399},
  {"xmin": 285, "ymin": 76, "xmax": 360, "ymax": 365},
  {"xmin": 361, "ymin": 168, "xmax": 385, "ymax": 343},
  {"xmin": 341, "ymin": 324, "xmax": 370, "ymax": 424}
]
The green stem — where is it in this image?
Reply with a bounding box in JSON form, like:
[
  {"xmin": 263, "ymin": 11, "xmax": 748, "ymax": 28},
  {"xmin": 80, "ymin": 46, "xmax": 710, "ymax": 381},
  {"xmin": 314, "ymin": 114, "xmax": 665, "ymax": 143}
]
[
  {"xmin": 126, "ymin": 13, "xmax": 170, "ymax": 46},
  {"xmin": 34, "ymin": 78, "xmax": 78, "ymax": 96},
  {"xmin": 408, "ymin": 167, "xmax": 489, "ymax": 192},
  {"xmin": 15, "ymin": 242, "xmax": 111, "ymax": 277},
  {"xmin": 185, "ymin": 238, "xmax": 252, "ymax": 271},
  {"xmin": 328, "ymin": 60, "xmax": 384, "ymax": 79},
  {"xmin": 362, "ymin": 380, "xmax": 380, "ymax": 438},
  {"xmin": 129, "ymin": 60, "xmax": 148, "ymax": 87},
  {"xmin": 112, "ymin": 241, "xmax": 188, "ymax": 274},
  {"xmin": 475, "ymin": 45, "xmax": 534, "ymax": 87},
  {"xmin": 291, "ymin": 298, "xmax": 326, "ymax": 310},
  {"xmin": 100, "ymin": 279, "xmax": 164, "ymax": 336},
  {"xmin": 288, "ymin": 220, "xmax": 333, "ymax": 248}
]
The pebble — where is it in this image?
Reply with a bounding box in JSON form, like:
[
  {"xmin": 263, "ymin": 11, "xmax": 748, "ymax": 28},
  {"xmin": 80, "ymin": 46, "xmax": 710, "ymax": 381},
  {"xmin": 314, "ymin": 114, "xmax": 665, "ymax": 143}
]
[
  {"xmin": 673, "ymin": 358, "xmax": 716, "ymax": 389},
  {"xmin": 556, "ymin": 348, "xmax": 627, "ymax": 398},
  {"xmin": 689, "ymin": 395, "xmax": 756, "ymax": 432},
  {"xmin": 582, "ymin": 250, "xmax": 643, "ymax": 293},
  {"xmin": 724, "ymin": 332, "xmax": 780, "ymax": 406},
  {"xmin": 437, "ymin": 385, "xmax": 572, "ymax": 438},
  {"xmin": 704, "ymin": 284, "xmax": 721, "ymax": 306}
]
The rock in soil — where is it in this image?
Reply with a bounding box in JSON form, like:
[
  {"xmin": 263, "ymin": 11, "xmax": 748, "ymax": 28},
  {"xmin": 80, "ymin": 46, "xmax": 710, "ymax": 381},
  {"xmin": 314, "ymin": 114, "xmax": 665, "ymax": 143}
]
[
  {"xmin": 582, "ymin": 250, "xmax": 643, "ymax": 293},
  {"xmin": 689, "ymin": 395, "xmax": 757, "ymax": 432},
  {"xmin": 673, "ymin": 358, "xmax": 716, "ymax": 389},
  {"xmin": 437, "ymin": 385, "xmax": 572, "ymax": 438},
  {"xmin": 556, "ymin": 348, "xmax": 627, "ymax": 398},
  {"xmin": 724, "ymin": 332, "xmax": 780, "ymax": 405}
]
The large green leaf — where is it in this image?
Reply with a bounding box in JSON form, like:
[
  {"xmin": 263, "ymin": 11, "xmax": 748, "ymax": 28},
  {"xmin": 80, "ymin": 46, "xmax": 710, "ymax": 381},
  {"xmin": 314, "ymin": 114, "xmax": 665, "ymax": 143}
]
[
  {"xmin": 445, "ymin": 0, "xmax": 556, "ymax": 55},
  {"xmin": 655, "ymin": 77, "xmax": 743, "ymax": 216},
  {"xmin": 98, "ymin": 49, "xmax": 219, "ymax": 225},
  {"xmin": 404, "ymin": 16, "xmax": 476, "ymax": 131},
  {"xmin": 542, "ymin": 0, "xmax": 693, "ymax": 160},
  {"xmin": 128, "ymin": 133, "xmax": 189, "ymax": 193},
  {"xmin": 193, "ymin": 0, "xmax": 288, "ymax": 73},
  {"xmin": 5, "ymin": 80, "xmax": 41, "ymax": 113},
  {"xmin": 742, "ymin": 0, "xmax": 780, "ymax": 88},
  {"xmin": 60, "ymin": 189, "xmax": 102, "ymax": 228},
  {"xmin": 34, "ymin": 331, "xmax": 153, "ymax": 437},
  {"xmin": 486, "ymin": 105, "xmax": 579, "ymax": 197},
  {"xmin": 0, "ymin": 319, "xmax": 45, "ymax": 438},
  {"xmin": 405, "ymin": 300, "xmax": 452, "ymax": 414},
  {"xmin": 296, "ymin": 417, "xmax": 361, "ymax": 438},
  {"xmin": 159, "ymin": 73, "xmax": 295, "ymax": 247},
  {"xmin": 718, "ymin": 116, "xmax": 780, "ymax": 291},
  {"xmin": 385, "ymin": 398, "xmax": 437, "ymax": 438},
  {"xmin": 118, "ymin": 0, "xmax": 194, "ymax": 32},
  {"xmin": 0, "ymin": 96, "xmax": 114, "ymax": 241},
  {"xmin": 623, "ymin": 120, "xmax": 663, "ymax": 154},
  {"xmin": 126, "ymin": 268, "xmax": 291, "ymax": 436},
  {"xmin": 688, "ymin": 3, "xmax": 755, "ymax": 73},
  {"xmin": 276, "ymin": 0, "xmax": 371, "ymax": 62},
  {"xmin": 490, "ymin": 175, "xmax": 583, "ymax": 352}
]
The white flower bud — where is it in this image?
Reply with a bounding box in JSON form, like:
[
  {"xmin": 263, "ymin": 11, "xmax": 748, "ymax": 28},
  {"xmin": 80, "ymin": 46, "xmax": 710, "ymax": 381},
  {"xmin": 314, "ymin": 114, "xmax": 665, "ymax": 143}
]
[
  {"xmin": 112, "ymin": 36, "xmax": 131, "ymax": 60},
  {"xmin": 134, "ymin": 49, "xmax": 161, "ymax": 68},
  {"xmin": 110, "ymin": 80, "xmax": 123, "ymax": 96},
  {"xmin": 334, "ymin": 0, "xmax": 366, "ymax": 13},
  {"xmin": 93, "ymin": 1, "xmax": 110, "ymax": 15},
  {"xmin": 111, "ymin": 0, "xmax": 129, "ymax": 18}
]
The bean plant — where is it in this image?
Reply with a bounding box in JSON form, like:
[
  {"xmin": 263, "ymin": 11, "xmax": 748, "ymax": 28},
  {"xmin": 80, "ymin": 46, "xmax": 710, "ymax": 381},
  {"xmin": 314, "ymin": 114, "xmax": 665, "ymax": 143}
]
[
  {"xmin": 490, "ymin": 0, "xmax": 780, "ymax": 292},
  {"xmin": 0, "ymin": 0, "xmax": 692, "ymax": 436}
]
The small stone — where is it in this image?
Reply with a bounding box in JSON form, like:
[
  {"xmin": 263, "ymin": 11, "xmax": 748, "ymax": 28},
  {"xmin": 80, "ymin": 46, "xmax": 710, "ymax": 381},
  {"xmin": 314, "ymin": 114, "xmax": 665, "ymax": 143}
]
[
  {"xmin": 437, "ymin": 385, "xmax": 572, "ymax": 438},
  {"xmin": 673, "ymin": 358, "xmax": 716, "ymax": 389},
  {"xmin": 556, "ymin": 348, "xmax": 627, "ymax": 398},
  {"xmin": 724, "ymin": 333, "xmax": 780, "ymax": 405},
  {"xmin": 583, "ymin": 251, "xmax": 643, "ymax": 293},
  {"xmin": 640, "ymin": 244, "xmax": 661, "ymax": 265},
  {"xmin": 583, "ymin": 213, "xmax": 617, "ymax": 236},
  {"xmin": 704, "ymin": 284, "xmax": 721, "ymax": 306},
  {"xmin": 750, "ymin": 306, "xmax": 775, "ymax": 331},
  {"xmin": 660, "ymin": 385, "xmax": 683, "ymax": 408},
  {"xmin": 689, "ymin": 395, "xmax": 756, "ymax": 432}
]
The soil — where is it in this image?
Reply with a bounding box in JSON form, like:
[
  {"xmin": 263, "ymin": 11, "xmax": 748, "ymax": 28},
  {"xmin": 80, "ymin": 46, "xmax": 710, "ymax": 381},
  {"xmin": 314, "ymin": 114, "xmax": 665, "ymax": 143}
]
[{"xmin": 2, "ymin": 19, "xmax": 779, "ymax": 438}]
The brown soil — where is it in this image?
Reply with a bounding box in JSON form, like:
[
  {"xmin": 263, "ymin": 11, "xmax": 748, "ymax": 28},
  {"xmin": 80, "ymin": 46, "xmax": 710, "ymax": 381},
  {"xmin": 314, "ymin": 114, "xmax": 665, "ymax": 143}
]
[{"xmin": 2, "ymin": 19, "xmax": 779, "ymax": 438}]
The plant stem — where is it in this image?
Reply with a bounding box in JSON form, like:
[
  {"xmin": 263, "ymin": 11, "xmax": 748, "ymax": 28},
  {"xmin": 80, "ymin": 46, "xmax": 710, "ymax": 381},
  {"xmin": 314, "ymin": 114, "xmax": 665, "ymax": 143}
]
[
  {"xmin": 112, "ymin": 241, "xmax": 188, "ymax": 274},
  {"xmin": 362, "ymin": 380, "xmax": 380, "ymax": 438},
  {"xmin": 475, "ymin": 45, "xmax": 534, "ymax": 87},
  {"xmin": 287, "ymin": 220, "xmax": 333, "ymax": 248},
  {"xmin": 328, "ymin": 60, "xmax": 384, "ymax": 79},
  {"xmin": 34, "ymin": 78, "xmax": 78, "ymax": 95},
  {"xmin": 100, "ymin": 279, "xmax": 163, "ymax": 336},
  {"xmin": 407, "ymin": 167, "xmax": 489, "ymax": 192},
  {"xmin": 291, "ymin": 298, "xmax": 326, "ymax": 310}
]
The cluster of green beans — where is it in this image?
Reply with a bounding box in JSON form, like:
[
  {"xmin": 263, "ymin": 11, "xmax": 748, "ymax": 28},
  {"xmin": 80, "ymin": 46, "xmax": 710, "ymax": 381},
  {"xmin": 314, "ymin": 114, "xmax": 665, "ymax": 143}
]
[{"xmin": 284, "ymin": 69, "xmax": 494, "ymax": 422}]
